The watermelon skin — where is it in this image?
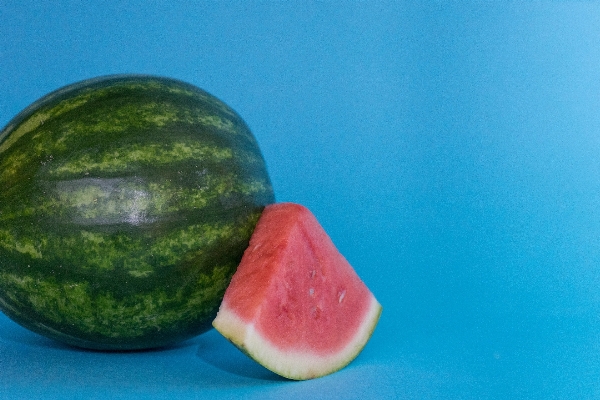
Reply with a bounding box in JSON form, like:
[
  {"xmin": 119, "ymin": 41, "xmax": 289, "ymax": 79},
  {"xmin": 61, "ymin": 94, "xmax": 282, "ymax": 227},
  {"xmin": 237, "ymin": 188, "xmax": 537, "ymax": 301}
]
[
  {"xmin": 0, "ymin": 75, "xmax": 275, "ymax": 350},
  {"xmin": 212, "ymin": 203, "xmax": 382, "ymax": 380}
]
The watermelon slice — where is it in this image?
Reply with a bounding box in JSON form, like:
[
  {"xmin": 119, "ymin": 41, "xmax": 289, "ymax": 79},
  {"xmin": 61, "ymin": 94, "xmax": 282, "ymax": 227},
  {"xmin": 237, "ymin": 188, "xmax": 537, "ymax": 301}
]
[{"xmin": 212, "ymin": 202, "xmax": 382, "ymax": 380}]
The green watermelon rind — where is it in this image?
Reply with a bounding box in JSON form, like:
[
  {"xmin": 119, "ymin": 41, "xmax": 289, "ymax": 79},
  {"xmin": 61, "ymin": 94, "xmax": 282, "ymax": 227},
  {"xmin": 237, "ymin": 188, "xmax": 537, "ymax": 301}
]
[{"xmin": 0, "ymin": 74, "xmax": 275, "ymax": 350}]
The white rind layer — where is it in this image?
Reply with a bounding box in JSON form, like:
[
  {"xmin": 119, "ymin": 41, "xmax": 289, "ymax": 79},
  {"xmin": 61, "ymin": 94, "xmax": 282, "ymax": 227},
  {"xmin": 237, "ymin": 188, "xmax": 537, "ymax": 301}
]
[{"xmin": 212, "ymin": 293, "xmax": 382, "ymax": 380}]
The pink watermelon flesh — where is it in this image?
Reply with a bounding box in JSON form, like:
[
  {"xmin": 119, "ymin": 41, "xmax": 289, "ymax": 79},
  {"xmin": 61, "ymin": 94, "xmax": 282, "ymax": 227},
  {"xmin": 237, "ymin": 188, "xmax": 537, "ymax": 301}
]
[{"xmin": 212, "ymin": 202, "xmax": 382, "ymax": 380}]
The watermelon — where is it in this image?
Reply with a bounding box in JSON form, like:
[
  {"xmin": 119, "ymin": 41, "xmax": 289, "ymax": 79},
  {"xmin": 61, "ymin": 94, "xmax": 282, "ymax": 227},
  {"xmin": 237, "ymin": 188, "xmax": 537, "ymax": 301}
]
[
  {"xmin": 0, "ymin": 75, "xmax": 275, "ymax": 350},
  {"xmin": 212, "ymin": 203, "xmax": 382, "ymax": 380}
]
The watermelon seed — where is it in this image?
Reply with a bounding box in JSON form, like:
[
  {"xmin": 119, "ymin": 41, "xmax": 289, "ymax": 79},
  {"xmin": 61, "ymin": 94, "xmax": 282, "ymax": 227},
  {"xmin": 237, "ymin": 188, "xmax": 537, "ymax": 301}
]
[
  {"xmin": 310, "ymin": 305, "xmax": 322, "ymax": 319},
  {"xmin": 338, "ymin": 289, "xmax": 346, "ymax": 303},
  {"xmin": 308, "ymin": 288, "xmax": 314, "ymax": 297}
]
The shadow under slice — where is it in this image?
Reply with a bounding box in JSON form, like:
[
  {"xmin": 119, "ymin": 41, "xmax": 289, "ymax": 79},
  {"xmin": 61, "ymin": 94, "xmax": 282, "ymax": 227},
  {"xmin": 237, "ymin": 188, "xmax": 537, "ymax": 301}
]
[{"xmin": 196, "ymin": 329, "xmax": 288, "ymax": 382}]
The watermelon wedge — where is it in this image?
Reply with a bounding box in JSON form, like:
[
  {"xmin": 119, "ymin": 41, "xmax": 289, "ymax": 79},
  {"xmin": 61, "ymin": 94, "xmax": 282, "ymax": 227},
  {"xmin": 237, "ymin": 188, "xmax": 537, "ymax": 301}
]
[{"xmin": 212, "ymin": 202, "xmax": 382, "ymax": 380}]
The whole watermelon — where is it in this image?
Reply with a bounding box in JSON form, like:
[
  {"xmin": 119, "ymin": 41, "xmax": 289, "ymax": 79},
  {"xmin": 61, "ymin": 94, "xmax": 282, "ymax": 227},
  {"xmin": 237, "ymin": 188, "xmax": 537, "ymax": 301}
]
[{"xmin": 0, "ymin": 75, "xmax": 275, "ymax": 350}]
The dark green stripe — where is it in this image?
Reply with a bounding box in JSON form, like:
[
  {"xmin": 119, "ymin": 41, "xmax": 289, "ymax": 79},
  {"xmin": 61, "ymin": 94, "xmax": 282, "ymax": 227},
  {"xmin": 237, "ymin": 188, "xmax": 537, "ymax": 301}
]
[{"xmin": 0, "ymin": 209, "xmax": 259, "ymax": 282}]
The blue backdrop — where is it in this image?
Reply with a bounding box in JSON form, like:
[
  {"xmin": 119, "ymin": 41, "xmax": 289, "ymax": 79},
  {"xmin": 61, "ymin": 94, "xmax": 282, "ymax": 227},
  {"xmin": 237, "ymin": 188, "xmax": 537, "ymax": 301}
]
[{"xmin": 2, "ymin": 2, "xmax": 600, "ymax": 398}]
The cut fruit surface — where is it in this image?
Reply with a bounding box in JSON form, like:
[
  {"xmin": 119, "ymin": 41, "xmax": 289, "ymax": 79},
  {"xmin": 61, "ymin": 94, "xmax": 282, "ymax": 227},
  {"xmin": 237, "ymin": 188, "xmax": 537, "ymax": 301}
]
[{"xmin": 212, "ymin": 202, "xmax": 382, "ymax": 380}]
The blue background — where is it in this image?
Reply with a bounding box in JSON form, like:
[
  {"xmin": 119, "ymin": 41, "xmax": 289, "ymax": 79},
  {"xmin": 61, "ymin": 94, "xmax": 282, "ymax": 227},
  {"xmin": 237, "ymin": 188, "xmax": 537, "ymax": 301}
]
[{"xmin": 2, "ymin": 2, "xmax": 600, "ymax": 398}]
